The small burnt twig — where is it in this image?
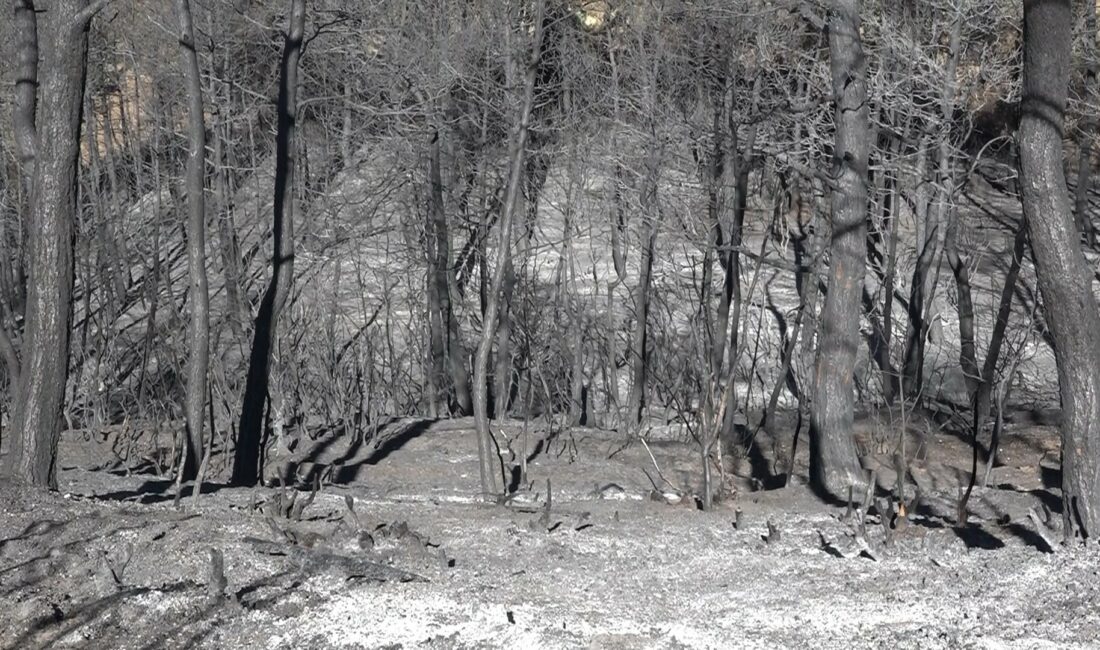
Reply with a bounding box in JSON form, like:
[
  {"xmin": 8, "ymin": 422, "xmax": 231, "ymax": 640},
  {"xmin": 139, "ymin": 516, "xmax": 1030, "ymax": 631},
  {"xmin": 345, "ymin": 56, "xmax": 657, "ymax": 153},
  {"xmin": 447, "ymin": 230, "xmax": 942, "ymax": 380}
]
[{"xmin": 639, "ymin": 438, "xmax": 679, "ymax": 493}]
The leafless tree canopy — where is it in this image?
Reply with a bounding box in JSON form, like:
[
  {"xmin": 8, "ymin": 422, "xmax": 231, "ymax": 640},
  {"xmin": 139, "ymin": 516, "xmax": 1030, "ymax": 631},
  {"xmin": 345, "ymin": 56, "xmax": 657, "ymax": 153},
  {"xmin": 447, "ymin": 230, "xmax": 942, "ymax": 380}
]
[{"xmin": 3, "ymin": 0, "xmax": 1100, "ymax": 538}]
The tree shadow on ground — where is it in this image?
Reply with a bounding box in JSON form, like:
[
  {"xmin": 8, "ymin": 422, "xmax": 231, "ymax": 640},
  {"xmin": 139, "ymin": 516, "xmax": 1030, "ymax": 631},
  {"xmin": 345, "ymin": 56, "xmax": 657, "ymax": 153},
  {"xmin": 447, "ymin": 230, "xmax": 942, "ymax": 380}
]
[
  {"xmin": 1, "ymin": 516, "xmax": 161, "ymax": 599},
  {"xmin": 909, "ymin": 489, "xmax": 1058, "ymax": 553},
  {"xmin": 951, "ymin": 523, "xmax": 1007, "ymax": 550},
  {"xmin": 0, "ymin": 519, "xmax": 68, "ymax": 552},
  {"xmin": 11, "ymin": 585, "xmax": 158, "ymax": 650},
  {"xmin": 86, "ymin": 479, "xmax": 236, "ymax": 504},
  {"xmin": 11, "ymin": 567, "xmax": 309, "ymax": 650},
  {"xmin": 325, "ymin": 417, "xmax": 436, "ymax": 483}
]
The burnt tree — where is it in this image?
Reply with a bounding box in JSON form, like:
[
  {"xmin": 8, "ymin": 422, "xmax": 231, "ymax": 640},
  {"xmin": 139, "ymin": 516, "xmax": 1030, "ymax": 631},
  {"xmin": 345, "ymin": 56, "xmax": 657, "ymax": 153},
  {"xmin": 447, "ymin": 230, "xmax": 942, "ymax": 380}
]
[
  {"xmin": 1018, "ymin": 0, "xmax": 1100, "ymax": 539},
  {"xmin": 471, "ymin": 0, "xmax": 546, "ymax": 497},
  {"xmin": 232, "ymin": 0, "xmax": 305, "ymax": 486},
  {"xmin": 174, "ymin": 0, "xmax": 211, "ymax": 482},
  {"xmin": 4, "ymin": 0, "xmax": 105, "ymax": 487},
  {"xmin": 808, "ymin": 0, "xmax": 870, "ymax": 500}
]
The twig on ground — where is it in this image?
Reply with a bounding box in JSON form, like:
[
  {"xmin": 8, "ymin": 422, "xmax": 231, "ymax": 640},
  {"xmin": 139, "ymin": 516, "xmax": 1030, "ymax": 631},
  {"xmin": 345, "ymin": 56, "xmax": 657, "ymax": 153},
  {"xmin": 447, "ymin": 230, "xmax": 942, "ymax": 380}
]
[{"xmin": 639, "ymin": 438, "xmax": 679, "ymax": 492}]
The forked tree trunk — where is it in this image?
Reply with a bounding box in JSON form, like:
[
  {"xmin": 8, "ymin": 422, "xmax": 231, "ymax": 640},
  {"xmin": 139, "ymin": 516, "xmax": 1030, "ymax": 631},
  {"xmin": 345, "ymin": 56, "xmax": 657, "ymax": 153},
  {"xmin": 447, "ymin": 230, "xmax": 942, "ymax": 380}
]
[
  {"xmin": 1018, "ymin": 0, "xmax": 1100, "ymax": 539},
  {"xmin": 471, "ymin": 0, "xmax": 545, "ymax": 498},
  {"xmin": 174, "ymin": 0, "xmax": 211, "ymax": 482},
  {"xmin": 808, "ymin": 0, "xmax": 870, "ymax": 500},
  {"xmin": 973, "ymin": 226, "xmax": 1027, "ymax": 463},
  {"xmin": 900, "ymin": 155, "xmax": 932, "ymax": 399},
  {"xmin": 6, "ymin": 0, "xmax": 104, "ymax": 487},
  {"xmin": 232, "ymin": 0, "xmax": 305, "ymax": 486}
]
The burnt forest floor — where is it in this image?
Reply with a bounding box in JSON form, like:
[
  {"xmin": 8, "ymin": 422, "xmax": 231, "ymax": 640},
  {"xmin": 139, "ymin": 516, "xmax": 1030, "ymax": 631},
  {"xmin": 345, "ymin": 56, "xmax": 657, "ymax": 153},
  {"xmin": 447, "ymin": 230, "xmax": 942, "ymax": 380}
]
[{"xmin": 1, "ymin": 412, "xmax": 1099, "ymax": 649}]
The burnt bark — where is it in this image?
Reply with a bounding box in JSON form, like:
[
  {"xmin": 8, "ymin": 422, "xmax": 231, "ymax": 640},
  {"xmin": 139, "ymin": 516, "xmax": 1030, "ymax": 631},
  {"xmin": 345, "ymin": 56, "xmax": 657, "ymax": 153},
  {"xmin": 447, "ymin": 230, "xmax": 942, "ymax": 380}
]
[
  {"xmin": 471, "ymin": 0, "xmax": 545, "ymax": 497},
  {"xmin": 974, "ymin": 226, "xmax": 1027, "ymax": 465},
  {"xmin": 626, "ymin": 145, "xmax": 660, "ymax": 427},
  {"xmin": 12, "ymin": 0, "xmax": 38, "ymax": 198},
  {"xmin": 1018, "ymin": 0, "xmax": 1100, "ymax": 539},
  {"xmin": 232, "ymin": 0, "xmax": 305, "ymax": 486},
  {"xmin": 5, "ymin": 0, "xmax": 103, "ymax": 487},
  {"xmin": 212, "ymin": 122, "xmax": 245, "ymax": 339},
  {"xmin": 426, "ymin": 128, "xmax": 471, "ymax": 417},
  {"xmin": 901, "ymin": 143, "xmax": 936, "ymax": 399},
  {"xmin": 426, "ymin": 130, "xmax": 447, "ymax": 418},
  {"xmin": 808, "ymin": 0, "xmax": 870, "ymax": 500},
  {"xmin": 717, "ymin": 76, "xmax": 762, "ymax": 448},
  {"xmin": 174, "ymin": 0, "xmax": 211, "ymax": 482},
  {"xmin": 2, "ymin": 0, "xmax": 37, "ymax": 411}
]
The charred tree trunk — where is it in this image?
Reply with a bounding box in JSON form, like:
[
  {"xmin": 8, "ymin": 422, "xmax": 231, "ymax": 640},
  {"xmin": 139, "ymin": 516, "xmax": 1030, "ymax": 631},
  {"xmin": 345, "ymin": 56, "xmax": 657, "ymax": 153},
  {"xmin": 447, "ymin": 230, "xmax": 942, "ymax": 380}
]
[
  {"xmin": 946, "ymin": 209, "xmax": 979, "ymax": 397},
  {"xmin": 604, "ymin": 43, "xmax": 627, "ymax": 424},
  {"xmin": 232, "ymin": 0, "xmax": 305, "ymax": 486},
  {"xmin": 626, "ymin": 146, "xmax": 660, "ymax": 428},
  {"xmin": 564, "ymin": 140, "xmax": 587, "ymax": 426},
  {"xmin": 808, "ymin": 0, "xmax": 870, "ymax": 500},
  {"xmin": 1018, "ymin": 0, "xmax": 1100, "ymax": 539},
  {"xmin": 6, "ymin": 0, "xmax": 103, "ymax": 487},
  {"xmin": 212, "ymin": 123, "xmax": 245, "ymax": 339},
  {"xmin": 426, "ymin": 130, "xmax": 448, "ymax": 418},
  {"xmin": 426, "ymin": 128, "xmax": 471, "ymax": 417},
  {"xmin": 879, "ymin": 139, "xmax": 901, "ymax": 404},
  {"xmin": 901, "ymin": 143, "xmax": 936, "ymax": 399},
  {"xmin": 2, "ymin": 0, "xmax": 38, "ymax": 414},
  {"xmin": 472, "ymin": 0, "xmax": 545, "ymax": 498},
  {"xmin": 717, "ymin": 76, "xmax": 761, "ymax": 447},
  {"xmin": 974, "ymin": 226, "xmax": 1027, "ymax": 464},
  {"xmin": 174, "ymin": 0, "xmax": 211, "ymax": 482}
]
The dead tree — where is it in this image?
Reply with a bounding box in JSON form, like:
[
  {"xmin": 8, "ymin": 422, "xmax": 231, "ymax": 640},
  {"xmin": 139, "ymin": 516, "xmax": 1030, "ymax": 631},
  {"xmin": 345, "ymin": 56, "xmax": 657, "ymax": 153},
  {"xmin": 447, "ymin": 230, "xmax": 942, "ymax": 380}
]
[
  {"xmin": 233, "ymin": 0, "xmax": 305, "ymax": 486},
  {"xmin": 1018, "ymin": 0, "xmax": 1100, "ymax": 539},
  {"xmin": 471, "ymin": 0, "xmax": 546, "ymax": 498},
  {"xmin": 174, "ymin": 0, "xmax": 211, "ymax": 481},
  {"xmin": 4, "ymin": 0, "xmax": 107, "ymax": 487},
  {"xmin": 626, "ymin": 144, "xmax": 661, "ymax": 428},
  {"xmin": 808, "ymin": 0, "xmax": 870, "ymax": 500}
]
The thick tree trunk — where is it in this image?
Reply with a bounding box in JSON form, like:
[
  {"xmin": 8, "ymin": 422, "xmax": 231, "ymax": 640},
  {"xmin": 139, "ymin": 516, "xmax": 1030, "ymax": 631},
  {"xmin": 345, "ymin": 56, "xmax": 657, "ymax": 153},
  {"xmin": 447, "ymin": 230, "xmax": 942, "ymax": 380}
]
[
  {"xmin": 174, "ymin": 0, "xmax": 211, "ymax": 482},
  {"xmin": 6, "ymin": 0, "xmax": 101, "ymax": 487},
  {"xmin": 232, "ymin": 0, "xmax": 305, "ymax": 486},
  {"xmin": 472, "ymin": 0, "xmax": 545, "ymax": 498},
  {"xmin": 1018, "ymin": 0, "xmax": 1100, "ymax": 540},
  {"xmin": 808, "ymin": 0, "xmax": 870, "ymax": 500}
]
